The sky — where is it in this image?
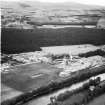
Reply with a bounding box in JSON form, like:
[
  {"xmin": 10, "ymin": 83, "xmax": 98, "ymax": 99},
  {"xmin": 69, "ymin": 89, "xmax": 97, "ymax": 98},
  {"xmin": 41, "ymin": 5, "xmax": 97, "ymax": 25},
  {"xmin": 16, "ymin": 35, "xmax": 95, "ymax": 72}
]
[{"xmin": 1, "ymin": 0, "xmax": 105, "ymax": 6}]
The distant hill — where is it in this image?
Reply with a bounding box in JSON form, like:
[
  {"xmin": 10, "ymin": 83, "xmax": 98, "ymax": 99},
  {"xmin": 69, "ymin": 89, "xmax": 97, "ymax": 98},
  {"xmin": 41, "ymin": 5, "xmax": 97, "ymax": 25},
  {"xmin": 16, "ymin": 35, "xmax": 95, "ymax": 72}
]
[
  {"xmin": 1, "ymin": 1, "xmax": 105, "ymax": 28},
  {"xmin": 1, "ymin": 1, "xmax": 105, "ymax": 10},
  {"xmin": 26, "ymin": 1, "xmax": 105, "ymax": 9}
]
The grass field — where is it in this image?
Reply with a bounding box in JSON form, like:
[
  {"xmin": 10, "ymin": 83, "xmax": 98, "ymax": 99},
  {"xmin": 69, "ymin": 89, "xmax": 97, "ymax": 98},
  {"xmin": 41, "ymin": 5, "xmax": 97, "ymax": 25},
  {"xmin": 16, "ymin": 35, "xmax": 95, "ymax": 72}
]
[
  {"xmin": 41, "ymin": 44, "xmax": 99, "ymax": 55},
  {"xmin": 1, "ymin": 63, "xmax": 62, "ymax": 92},
  {"xmin": 2, "ymin": 61, "xmax": 105, "ymax": 92},
  {"xmin": 1, "ymin": 84, "xmax": 22, "ymax": 102}
]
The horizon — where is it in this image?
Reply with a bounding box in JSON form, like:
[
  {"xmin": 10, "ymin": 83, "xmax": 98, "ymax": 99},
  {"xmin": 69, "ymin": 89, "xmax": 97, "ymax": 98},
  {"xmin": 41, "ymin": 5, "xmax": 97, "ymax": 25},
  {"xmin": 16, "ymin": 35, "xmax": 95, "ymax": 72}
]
[{"xmin": 1, "ymin": 0, "xmax": 105, "ymax": 6}]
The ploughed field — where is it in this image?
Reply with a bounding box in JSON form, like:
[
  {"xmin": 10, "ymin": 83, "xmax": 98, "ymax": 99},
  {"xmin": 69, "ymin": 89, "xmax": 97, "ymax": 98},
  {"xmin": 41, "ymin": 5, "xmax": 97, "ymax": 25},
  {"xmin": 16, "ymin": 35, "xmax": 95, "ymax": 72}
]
[{"xmin": 1, "ymin": 27, "xmax": 105, "ymax": 54}]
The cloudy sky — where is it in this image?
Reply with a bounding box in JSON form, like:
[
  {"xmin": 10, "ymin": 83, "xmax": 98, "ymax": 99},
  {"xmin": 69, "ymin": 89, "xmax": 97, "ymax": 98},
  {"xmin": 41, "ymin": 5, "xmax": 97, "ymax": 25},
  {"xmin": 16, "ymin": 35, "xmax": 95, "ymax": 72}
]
[{"xmin": 1, "ymin": 0, "xmax": 105, "ymax": 6}]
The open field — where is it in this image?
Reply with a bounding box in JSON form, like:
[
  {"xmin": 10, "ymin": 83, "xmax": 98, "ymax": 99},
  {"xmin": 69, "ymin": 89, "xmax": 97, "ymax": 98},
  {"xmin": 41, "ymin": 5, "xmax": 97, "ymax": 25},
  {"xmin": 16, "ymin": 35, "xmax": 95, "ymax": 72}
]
[
  {"xmin": 1, "ymin": 28, "xmax": 105, "ymax": 54},
  {"xmin": 87, "ymin": 94, "xmax": 105, "ymax": 105},
  {"xmin": 2, "ymin": 62, "xmax": 105, "ymax": 92},
  {"xmin": 41, "ymin": 44, "xmax": 100, "ymax": 55},
  {"xmin": 1, "ymin": 63, "xmax": 62, "ymax": 92},
  {"xmin": 1, "ymin": 84, "xmax": 22, "ymax": 102}
]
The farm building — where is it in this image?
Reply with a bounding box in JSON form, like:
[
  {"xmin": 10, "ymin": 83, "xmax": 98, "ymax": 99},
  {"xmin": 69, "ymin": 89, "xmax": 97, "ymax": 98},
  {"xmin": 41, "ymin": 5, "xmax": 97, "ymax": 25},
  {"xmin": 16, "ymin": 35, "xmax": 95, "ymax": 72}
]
[{"xmin": 97, "ymin": 17, "xmax": 105, "ymax": 29}]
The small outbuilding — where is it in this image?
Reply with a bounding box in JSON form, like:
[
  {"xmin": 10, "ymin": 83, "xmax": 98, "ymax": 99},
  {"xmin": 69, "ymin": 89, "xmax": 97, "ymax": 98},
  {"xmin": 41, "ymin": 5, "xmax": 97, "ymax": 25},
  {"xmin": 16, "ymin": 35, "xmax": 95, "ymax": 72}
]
[{"xmin": 97, "ymin": 17, "xmax": 105, "ymax": 29}]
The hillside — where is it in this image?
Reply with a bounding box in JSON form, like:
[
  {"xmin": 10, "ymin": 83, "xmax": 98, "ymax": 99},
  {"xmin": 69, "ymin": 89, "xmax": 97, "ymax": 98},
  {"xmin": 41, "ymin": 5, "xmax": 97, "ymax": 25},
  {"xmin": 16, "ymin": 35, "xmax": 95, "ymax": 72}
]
[{"xmin": 1, "ymin": 1, "xmax": 105, "ymax": 28}]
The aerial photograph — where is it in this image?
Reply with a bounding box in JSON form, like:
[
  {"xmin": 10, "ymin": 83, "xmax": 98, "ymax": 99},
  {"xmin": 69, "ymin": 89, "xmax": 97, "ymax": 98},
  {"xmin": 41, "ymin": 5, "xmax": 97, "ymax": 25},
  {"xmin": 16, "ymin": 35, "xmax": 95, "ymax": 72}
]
[{"xmin": 1, "ymin": 0, "xmax": 105, "ymax": 105}]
